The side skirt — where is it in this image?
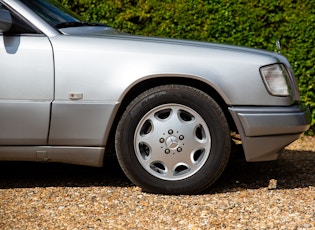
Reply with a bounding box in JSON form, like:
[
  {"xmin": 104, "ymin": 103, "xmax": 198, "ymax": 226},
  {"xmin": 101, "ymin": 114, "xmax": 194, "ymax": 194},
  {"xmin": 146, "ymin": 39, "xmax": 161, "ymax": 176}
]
[{"xmin": 0, "ymin": 146, "xmax": 105, "ymax": 167}]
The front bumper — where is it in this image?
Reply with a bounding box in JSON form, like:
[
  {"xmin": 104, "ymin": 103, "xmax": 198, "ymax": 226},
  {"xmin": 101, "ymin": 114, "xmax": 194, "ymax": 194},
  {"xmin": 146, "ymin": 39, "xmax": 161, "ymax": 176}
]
[{"xmin": 229, "ymin": 104, "xmax": 311, "ymax": 162}]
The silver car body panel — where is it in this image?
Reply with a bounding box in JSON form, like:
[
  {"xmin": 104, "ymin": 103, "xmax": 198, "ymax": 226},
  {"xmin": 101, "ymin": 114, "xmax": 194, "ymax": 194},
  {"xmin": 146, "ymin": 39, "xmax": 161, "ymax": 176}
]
[
  {"xmin": 229, "ymin": 105, "xmax": 311, "ymax": 161},
  {"xmin": 49, "ymin": 101, "xmax": 117, "ymax": 146},
  {"xmin": 0, "ymin": 0, "xmax": 311, "ymax": 165},
  {"xmin": 50, "ymin": 34, "xmax": 294, "ymax": 106},
  {"xmin": 0, "ymin": 36, "xmax": 53, "ymax": 100},
  {"xmin": 0, "ymin": 35, "xmax": 53, "ymax": 145},
  {"xmin": 0, "ymin": 101, "xmax": 51, "ymax": 145},
  {"xmin": 230, "ymin": 106, "xmax": 310, "ymax": 137},
  {"xmin": 0, "ymin": 146, "xmax": 104, "ymax": 166}
]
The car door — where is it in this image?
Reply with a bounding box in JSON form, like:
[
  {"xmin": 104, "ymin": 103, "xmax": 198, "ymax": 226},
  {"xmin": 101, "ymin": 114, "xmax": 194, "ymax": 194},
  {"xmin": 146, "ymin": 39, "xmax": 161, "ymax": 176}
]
[{"xmin": 0, "ymin": 3, "xmax": 54, "ymax": 145}]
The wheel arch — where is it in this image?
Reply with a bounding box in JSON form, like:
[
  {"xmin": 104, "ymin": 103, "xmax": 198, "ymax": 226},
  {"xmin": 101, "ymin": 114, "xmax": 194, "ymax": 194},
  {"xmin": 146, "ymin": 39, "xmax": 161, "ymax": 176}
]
[{"xmin": 104, "ymin": 76, "xmax": 237, "ymax": 156}]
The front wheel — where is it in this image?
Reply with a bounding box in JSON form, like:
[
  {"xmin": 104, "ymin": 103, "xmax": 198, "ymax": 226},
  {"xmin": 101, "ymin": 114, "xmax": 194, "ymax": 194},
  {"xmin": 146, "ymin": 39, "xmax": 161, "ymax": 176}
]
[{"xmin": 115, "ymin": 85, "xmax": 231, "ymax": 194}]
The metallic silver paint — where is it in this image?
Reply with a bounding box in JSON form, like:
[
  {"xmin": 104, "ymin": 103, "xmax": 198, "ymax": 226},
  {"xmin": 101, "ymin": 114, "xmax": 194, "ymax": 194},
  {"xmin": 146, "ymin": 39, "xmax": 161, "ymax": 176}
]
[
  {"xmin": 233, "ymin": 107, "xmax": 310, "ymax": 137},
  {"xmin": 229, "ymin": 106, "xmax": 310, "ymax": 161},
  {"xmin": 0, "ymin": 101, "xmax": 51, "ymax": 145},
  {"xmin": 0, "ymin": 36, "xmax": 53, "ymax": 100},
  {"xmin": 0, "ymin": 146, "xmax": 104, "ymax": 166},
  {"xmin": 51, "ymin": 34, "xmax": 293, "ymax": 105},
  {"xmin": 0, "ymin": 0, "xmax": 311, "ymax": 166},
  {"xmin": 49, "ymin": 101, "xmax": 117, "ymax": 146}
]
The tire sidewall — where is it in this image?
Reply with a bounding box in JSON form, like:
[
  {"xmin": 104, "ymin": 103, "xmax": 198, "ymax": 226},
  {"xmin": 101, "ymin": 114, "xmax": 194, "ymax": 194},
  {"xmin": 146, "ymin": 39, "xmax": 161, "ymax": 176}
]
[{"xmin": 116, "ymin": 85, "xmax": 230, "ymax": 194}]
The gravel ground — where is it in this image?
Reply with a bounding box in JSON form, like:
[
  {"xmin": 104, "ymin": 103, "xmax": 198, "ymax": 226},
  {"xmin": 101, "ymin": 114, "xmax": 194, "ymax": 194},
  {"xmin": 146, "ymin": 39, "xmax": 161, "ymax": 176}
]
[{"xmin": 0, "ymin": 136, "xmax": 314, "ymax": 229}]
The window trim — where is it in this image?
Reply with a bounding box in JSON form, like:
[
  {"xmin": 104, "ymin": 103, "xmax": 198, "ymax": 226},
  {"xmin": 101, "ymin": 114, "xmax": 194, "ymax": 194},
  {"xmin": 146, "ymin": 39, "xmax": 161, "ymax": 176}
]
[{"xmin": 0, "ymin": 0, "xmax": 44, "ymax": 35}]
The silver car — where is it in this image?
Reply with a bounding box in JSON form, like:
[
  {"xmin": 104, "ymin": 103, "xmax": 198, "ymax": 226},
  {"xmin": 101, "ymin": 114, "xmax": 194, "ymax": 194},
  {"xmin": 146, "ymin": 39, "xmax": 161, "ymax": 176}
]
[{"xmin": 0, "ymin": 0, "xmax": 311, "ymax": 194}]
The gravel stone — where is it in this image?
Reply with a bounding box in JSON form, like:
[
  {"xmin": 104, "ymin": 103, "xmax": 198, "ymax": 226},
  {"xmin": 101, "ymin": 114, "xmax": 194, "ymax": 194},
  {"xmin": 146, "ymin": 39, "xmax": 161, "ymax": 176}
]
[{"xmin": 0, "ymin": 136, "xmax": 314, "ymax": 229}]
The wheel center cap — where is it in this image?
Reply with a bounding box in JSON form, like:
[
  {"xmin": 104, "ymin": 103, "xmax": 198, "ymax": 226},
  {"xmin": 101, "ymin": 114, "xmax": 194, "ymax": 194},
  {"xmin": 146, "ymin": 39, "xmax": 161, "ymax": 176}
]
[{"xmin": 166, "ymin": 136, "xmax": 179, "ymax": 149}]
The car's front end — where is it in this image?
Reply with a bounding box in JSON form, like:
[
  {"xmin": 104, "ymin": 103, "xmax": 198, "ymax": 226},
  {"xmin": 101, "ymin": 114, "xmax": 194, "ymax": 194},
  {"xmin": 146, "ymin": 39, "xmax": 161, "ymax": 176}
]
[
  {"xmin": 226, "ymin": 56, "xmax": 311, "ymax": 161},
  {"xmin": 0, "ymin": 0, "xmax": 311, "ymax": 194}
]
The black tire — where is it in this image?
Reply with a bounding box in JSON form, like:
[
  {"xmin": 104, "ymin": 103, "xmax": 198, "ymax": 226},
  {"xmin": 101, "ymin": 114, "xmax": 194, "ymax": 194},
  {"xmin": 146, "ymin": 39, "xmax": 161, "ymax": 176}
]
[{"xmin": 115, "ymin": 85, "xmax": 231, "ymax": 194}]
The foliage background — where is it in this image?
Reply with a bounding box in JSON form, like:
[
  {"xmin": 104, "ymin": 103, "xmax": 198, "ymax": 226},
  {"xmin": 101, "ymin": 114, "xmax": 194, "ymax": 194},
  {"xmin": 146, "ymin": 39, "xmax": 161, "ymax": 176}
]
[{"xmin": 58, "ymin": 0, "xmax": 315, "ymax": 134}]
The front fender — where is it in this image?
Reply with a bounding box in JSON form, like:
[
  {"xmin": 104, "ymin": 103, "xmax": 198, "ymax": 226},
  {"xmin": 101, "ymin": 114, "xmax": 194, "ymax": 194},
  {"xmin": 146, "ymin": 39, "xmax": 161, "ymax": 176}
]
[{"xmin": 50, "ymin": 35, "xmax": 292, "ymax": 107}]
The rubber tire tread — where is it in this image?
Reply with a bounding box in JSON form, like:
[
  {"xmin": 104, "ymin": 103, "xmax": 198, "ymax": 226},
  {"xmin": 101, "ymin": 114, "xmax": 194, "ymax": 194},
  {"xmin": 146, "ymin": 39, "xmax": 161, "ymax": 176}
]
[{"xmin": 115, "ymin": 85, "xmax": 231, "ymax": 194}]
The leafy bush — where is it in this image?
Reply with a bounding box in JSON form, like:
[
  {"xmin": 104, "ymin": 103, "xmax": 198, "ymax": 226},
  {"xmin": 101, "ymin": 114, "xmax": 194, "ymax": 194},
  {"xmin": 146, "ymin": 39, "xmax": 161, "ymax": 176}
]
[{"xmin": 58, "ymin": 0, "xmax": 315, "ymax": 134}]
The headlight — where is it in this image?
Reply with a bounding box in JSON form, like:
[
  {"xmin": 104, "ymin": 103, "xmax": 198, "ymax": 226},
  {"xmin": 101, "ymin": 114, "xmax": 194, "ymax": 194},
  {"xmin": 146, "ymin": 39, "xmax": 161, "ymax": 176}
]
[{"xmin": 260, "ymin": 64, "xmax": 290, "ymax": 96}]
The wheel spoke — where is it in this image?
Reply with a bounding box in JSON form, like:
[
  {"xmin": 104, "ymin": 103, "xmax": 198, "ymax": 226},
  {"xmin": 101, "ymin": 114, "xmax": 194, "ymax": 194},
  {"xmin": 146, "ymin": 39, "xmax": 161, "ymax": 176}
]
[
  {"xmin": 134, "ymin": 103, "xmax": 211, "ymax": 180},
  {"xmin": 117, "ymin": 85, "xmax": 230, "ymax": 194}
]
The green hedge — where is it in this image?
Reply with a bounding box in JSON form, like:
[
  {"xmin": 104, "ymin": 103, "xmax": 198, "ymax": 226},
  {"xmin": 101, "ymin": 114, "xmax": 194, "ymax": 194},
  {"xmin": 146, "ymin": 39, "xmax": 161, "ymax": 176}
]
[{"xmin": 58, "ymin": 0, "xmax": 315, "ymax": 134}]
